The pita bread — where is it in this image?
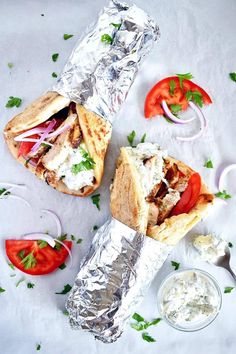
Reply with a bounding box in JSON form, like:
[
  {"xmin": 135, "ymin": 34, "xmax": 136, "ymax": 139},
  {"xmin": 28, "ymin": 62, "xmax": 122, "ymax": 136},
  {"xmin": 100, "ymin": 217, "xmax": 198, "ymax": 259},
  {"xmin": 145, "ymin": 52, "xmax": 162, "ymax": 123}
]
[
  {"xmin": 110, "ymin": 146, "xmax": 214, "ymax": 245},
  {"xmin": 4, "ymin": 91, "xmax": 112, "ymax": 197}
]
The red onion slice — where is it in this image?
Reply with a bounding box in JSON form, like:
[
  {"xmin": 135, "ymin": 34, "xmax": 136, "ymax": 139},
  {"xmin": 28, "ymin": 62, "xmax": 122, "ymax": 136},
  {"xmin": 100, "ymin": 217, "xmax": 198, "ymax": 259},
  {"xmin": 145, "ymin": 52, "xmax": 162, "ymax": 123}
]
[
  {"xmin": 4, "ymin": 195, "xmax": 31, "ymax": 207},
  {"xmin": 218, "ymin": 164, "xmax": 236, "ymax": 192},
  {"xmin": 161, "ymin": 100, "xmax": 195, "ymax": 124},
  {"xmin": 47, "ymin": 124, "xmax": 71, "ymax": 138},
  {"xmin": 18, "ymin": 138, "xmax": 53, "ymax": 146},
  {"xmin": 0, "ymin": 183, "xmax": 26, "ymax": 189},
  {"xmin": 176, "ymin": 101, "xmax": 207, "ymax": 141},
  {"xmin": 22, "ymin": 233, "xmax": 56, "ymax": 248},
  {"xmin": 14, "ymin": 127, "xmax": 48, "ymax": 141},
  {"xmin": 54, "ymin": 239, "xmax": 73, "ymax": 268},
  {"xmin": 41, "ymin": 209, "xmax": 62, "ymax": 237},
  {"xmin": 31, "ymin": 119, "xmax": 56, "ymax": 153}
]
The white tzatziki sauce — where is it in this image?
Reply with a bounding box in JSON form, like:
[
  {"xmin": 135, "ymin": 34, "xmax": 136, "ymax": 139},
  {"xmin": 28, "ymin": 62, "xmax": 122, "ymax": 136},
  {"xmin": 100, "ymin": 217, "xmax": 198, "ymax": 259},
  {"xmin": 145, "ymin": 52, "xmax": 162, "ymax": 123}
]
[
  {"xmin": 57, "ymin": 143, "xmax": 95, "ymax": 191},
  {"xmin": 193, "ymin": 234, "xmax": 227, "ymax": 263},
  {"xmin": 126, "ymin": 143, "xmax": 167, "ymax": 195},
  {"xmin": 160, "ymin": 270, "xmax": 220, "ymax": 326}
]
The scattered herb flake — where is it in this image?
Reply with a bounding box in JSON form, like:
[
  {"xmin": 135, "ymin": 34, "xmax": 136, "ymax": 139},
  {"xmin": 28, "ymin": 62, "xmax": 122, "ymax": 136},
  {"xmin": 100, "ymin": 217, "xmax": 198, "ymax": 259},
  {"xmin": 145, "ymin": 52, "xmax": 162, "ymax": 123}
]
[
  {"xmin": 10, "ymin": 274, "xmax": 16, "ymax": 277},
  {"xmin": 229, "ymin": 72, "xmax": 236, "ymax": 82},
  {"xmin": 16, "ymin": 278, "xmax": 25, "ymax": 287},
  {"xmin": 140, "ymin": 133, "xmax": 146, "ymax": 144},
  {"xmin": 54, "ymin": 234, "xmax": 67, "ymax": 250},
  {"xmin": 169, "ymin": 79, "xmax": 176, "ymax": 96},
  {"xmin": 63, "ymin": 33, "xmax": 74, "ymax": 40},
  {"xmin": 7, "ymin": 62, "xmax": 14, "ymax": 69},
  {"xmin": 204, "ymin": 159, "xmax": 214, "ymax": 169},
  {"xmin": 37, "ymin": 240, "xmax": 48, "ymax": 249},
  {"xmin": 176, "ymin": 73, "xmax": 194, "ymax": 89},
  {"xmin": 71, "ymin": 235, "xmax": 75, "ymax": 241},
  {"xmin": 224, "ymin": 286, "xmax": 234, "ymax": 294},
  {"xmin": 228, "ymin": 242, "xmax": 233, "ymax": 248},
  {"xmin": 63, "ymin": 309, "xmax": 69, "ymax": 316},
  {"xmin": 27, "ymin": 282, "xmax": 35, "ymax": 289},
  {"xmin": 8, "ymin": 262, "xmax": 15, "ymax": 270},
  {"xmin": 93, "ymin": 225, "xmax": 98, "ymax": 231},
  {"xmin": 185, "ymin": 90, "xmax": 203, "ymax": 107},
  {"xmin": 52, "ymin": 53, "xmax": 59, "ymax": 62},
  {"xmin": 21, "ymin": 252, "xmax": 37, "ymax": 270},
  {"xmin": 17, "ymin": 249, "xmax": 25, "ymax": 260},
  {"xmin": 55, "ymin": 284, "xmax": 72, "ymax": 295},
  {"xmin": 215, "ymin": 190, "xmax": 231, "ymax": 200},
  {"xmin": 91, "ymin": 194, "xmax": 100, "ymax": 210},
  {"xmin": 0, "ymin": 188, "xmax": 10, "ymax": 197},
  {"xmin": 170, "ymin": 104, "xmax": 182, "ymax": 113},
  {"xmin": 127, "ymin": 130, "xmax": 136, "ymax": 146},
  {"xmin": 0, "ymin": 287, "xmax": 6, "ymax": 293},
  {"xmin": 101, "ymin": 34, "xmax": 113, "ymax": 44},
  {"xmin": 52, "ymin": 72, "xmax": 58, "ymax": 78},
  {"xmin": 76, "ymin": 238, "xmax": 83, "ymax": 244},
  {"xmin": 110, "ymin": 23, "xmax": 121, "ymax": 29},
  {"xmin": 6, "ymin": 96, "xmax": 22, "ymax": 108},
  {"xmin": 36, "ymin": 343, "xmax": 41, "ymax": 351},
  {"xmin": 171, "ymin": 260, "xmax": 180, "ymax": 270},
  {"xmin": 25, "ymin": 158, "xmax": 31, "ymax": 166},
  {"xmin": 59, "ymin": 263, "xmax": 66, "ymax": 270},
  {"xmin": 41, "ymin": 14, "xmax": 44, "ymax": 16},
  {"xmin": 132, "ymin": 313, "xmax": 144, "ymax": 322},
  {"xmin": 142, "ymin": 332, "xmax": 156, "ymax": 343}
]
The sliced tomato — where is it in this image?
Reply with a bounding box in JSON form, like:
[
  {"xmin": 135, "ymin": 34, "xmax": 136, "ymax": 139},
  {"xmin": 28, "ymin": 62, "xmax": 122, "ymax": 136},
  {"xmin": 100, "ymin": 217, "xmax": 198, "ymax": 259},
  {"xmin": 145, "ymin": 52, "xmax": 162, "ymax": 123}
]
[
  {"xmin": 144, "ymin": 76, "xmax": 212, "ymax": 118},
  {"xmin": 170, "ymin": 173, "xmax": 201, "ymax": 216},
  {"xmin": 5, "ymin": 240, "xmax": 72, "ymax": 275}
]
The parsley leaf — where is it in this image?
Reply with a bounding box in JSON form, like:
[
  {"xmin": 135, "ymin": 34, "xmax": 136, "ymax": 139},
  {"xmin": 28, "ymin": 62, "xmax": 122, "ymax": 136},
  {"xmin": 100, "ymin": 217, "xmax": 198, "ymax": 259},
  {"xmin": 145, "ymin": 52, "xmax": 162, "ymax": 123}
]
[
  {"xmin": 27, "ymin": 282, "xmax": 35, "ymax": 289},
  {"xmin": 59, "ymin": 263, "xmax": 66, "ymax": 270},
  {"xmin": 54, "ymin": 234, "xmax": 67, "ymax": 250},
  {"xmin": 170, "ymin": 104, "xmax": 182, "ymax": 113},
  {"xmin": 229, "ymin": 72, "xmax": 236, "ymax": 82},
  {"xmin": 5, "ymin": 96, "xmax": 22, "ymax": 108},
  {"xmin": 8, "ymin": 262, "xmax": 15, "ymax": 270},
  {"xmin": 110, "ymin": 23, "xmax": 121, "ymax": 29},
  {"xmin": 91, "ymin": 194, "xmax": 100, "ymax": 210},
  {"xmin": 0, "ymin": 188, "xmax": 11, "ymax": 197},
  {"xmin": 101, "ymin": 34, "xmax": 113, "ymax": 44},
  {"xmin": 21, "ymin": 252, "xmax": 37, "ymax": 270},
  {"xmin": 127, "ymin": 130, "xmax": 136, "ymax": 146},
  {"xmin": 228, "ymin": 242, "xmax": 233, "ymax": 248},
  {"xmin": 17, "ymin": 250, "xmax": 25, "ymax": 260},
  {"xmin": 185, "ymin": 90, "xmax": 203, "ymax": 107},
  {"xmin": 71, "ymin": 147, "xmax": 95, "ymax": 174},
  {"xmin": 8, "ymin": 62, "xmax": 14, "ymax": 69},
  {"xmin": 169, "ymin": 79, "xmax": 176, "ymax": 96},
  {"xmin": 140, "ymin": 133, "xmax": 146, "ymax": 144},
  {"xmin": 36, "ymin": 343, "xmax": 41, "ymax": 351},
  {"xmin": 52, "ymin": 53, "xmax": 59, "ymax": 62},
  {"xmin": 142, "ymin": 332, "xmax": 156, "ymax": 343},
  {"xmin": 204, "ymin": 159, "xmax": 214, "ymax": 169},
  {"xmin": 71, "ymin": 235, "xmax": 75, "ymax": 241},
  {"xmin": 76, "ymin": 238, "xmax": 83, "ymax": 244},
  {"xmin": 52, "ymin": 72, "xmax": 58, "ymax": 78},
  {"xmin": 62, "ymin": 309, "xmax": 69, "ymax": 316},
  {"xmin": 224, "ymin": 287, "xmax": 234, "ymax": 294},
  {"xmin": 176, "ymin": 73, "xmax": 194, "ymax": 89},
  {"xmin": 37, "ymin": 240, "xmax": 48, "ymax": 249},
  {"xmin": 0, "ymin": 287, "xmax": 6, "ymax": 293},
  {"xmin": 63, "ymin": 33, "xmax": 74, "ymax": 40},
  {"xmin": 55, "ymin": 284, "xmax": 72, "ymax": 295},
  {"xmin": 93, "ymin": 225, "xmax": 98, "ymax": 231},
  {"xmin": 132, "ymin": 313, "xmax": 144, "ymax": 322},
  {"xmin": 215, "ymin": 190, "xmax": 231, "ymax": 200},
  {"xmin": 171, "ymin": 260, "xmax": 180, "ymax": 270}
]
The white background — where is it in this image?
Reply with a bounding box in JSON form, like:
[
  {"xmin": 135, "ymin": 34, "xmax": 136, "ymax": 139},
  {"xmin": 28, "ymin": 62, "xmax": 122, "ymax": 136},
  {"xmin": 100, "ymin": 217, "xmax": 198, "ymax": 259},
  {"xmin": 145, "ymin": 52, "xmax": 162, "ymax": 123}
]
[{"xmin": 0, "ymin": 0, "xmax": 236, "ymax": 353}]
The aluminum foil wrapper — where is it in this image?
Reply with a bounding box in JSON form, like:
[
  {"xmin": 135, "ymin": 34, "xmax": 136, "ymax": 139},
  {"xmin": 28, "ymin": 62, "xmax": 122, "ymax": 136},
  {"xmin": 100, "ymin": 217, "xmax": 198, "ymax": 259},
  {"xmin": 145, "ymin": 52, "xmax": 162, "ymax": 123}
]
[
  {"xmin": 53, "ymin": 0, "xmax": 160, "ymax": 123},
  {"xmin": 66, "ymin": 218, "xmax": 172, "ymax": 343}
]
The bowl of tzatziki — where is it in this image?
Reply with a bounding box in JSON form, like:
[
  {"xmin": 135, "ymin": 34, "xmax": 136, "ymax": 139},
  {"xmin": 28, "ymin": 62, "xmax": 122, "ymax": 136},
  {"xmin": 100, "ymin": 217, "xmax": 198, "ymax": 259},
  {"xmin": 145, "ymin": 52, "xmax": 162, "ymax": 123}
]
[{"xmin": 157, "ymin": 269, "xmax": 222, "ymax": 331}]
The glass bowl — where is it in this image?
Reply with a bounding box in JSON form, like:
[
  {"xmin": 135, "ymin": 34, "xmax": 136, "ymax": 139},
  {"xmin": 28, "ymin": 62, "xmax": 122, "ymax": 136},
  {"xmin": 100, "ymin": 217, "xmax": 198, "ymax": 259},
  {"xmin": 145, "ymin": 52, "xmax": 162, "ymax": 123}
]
[{"xmin": 157, "ymin": 268, "xmax": 222, "ymax": 332}]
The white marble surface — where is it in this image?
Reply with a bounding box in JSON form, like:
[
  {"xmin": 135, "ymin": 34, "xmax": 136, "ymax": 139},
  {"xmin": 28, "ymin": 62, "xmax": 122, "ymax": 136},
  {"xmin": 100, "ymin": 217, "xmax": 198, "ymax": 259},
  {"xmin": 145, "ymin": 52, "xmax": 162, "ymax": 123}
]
[{"xmin": 0, "ymin": 0, "xmax": 236, "ymax": 353}]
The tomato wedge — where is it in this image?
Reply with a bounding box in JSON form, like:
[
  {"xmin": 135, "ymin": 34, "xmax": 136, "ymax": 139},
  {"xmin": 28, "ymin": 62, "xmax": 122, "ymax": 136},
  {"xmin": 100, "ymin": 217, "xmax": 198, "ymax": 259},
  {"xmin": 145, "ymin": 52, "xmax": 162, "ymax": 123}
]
[
  {"xmin": 170, "ymin": 173, "xmax": 201, "ymax": 216},
  {"xmin": 144, "ymin": 76, "xmax": 212, "ymax": 118},
  {"xmin": 5, "ymin": 240, "xmax": 72, "ymax": 275}
]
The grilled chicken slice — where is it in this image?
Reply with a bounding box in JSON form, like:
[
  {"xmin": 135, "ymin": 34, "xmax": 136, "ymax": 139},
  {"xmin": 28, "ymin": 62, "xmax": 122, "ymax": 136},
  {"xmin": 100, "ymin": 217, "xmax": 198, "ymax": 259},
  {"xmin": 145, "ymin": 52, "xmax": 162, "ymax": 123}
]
[
  {"xmin": 157, "ymin": 189, "xmax": 180, "ymax": 224},
  {"xmin": 147, "ymin": 202, "xmax": 159, "ymax": 226}
]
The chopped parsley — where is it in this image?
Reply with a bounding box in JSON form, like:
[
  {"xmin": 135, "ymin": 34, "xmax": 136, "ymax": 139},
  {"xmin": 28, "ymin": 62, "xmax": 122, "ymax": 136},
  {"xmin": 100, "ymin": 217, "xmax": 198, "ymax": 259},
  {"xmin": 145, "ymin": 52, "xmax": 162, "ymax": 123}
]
[
  {"xmin": 185, "ymin": 90, "xmax": 203, "ymax": 107},
  {"xmin": 224, "ymin": 286, "xmax": 234, "ymax": 294},
  {"xmin": 142, "ymin": 332, "xmax": 156, "ymax": 343},
  {"xmin": 7, "ymin": 62, "xmax": 14, "ymax": 69},
  {"xmin": 176, "ymin": 72, "xmax": 194, "ymax": 89},
  {"xmin": 41, "ymin": 14, "xmax": 44, "ymax": 16},
  {"xmin": 110, "ymin": 23, "xmax": 121, "ymax": 29},
  {"xmin": 63, "ymin": 33, "xmax": 74, "ymax": 40},
  {"xmin": 59, "ymin": 263, "xmax": 66, "ymax": 270},
  {"xmin": 17, "ymin": 249, "xmax": 25, "ymax": 260},
  {"xmin": 27, "ymin": 282, "xmax": 35, "ymax": 289},
  {"xmin": 71, "ymin": 147, "xmax": 95, "ymax": 174},
  {"xmin": 52, "ymin": 72, "xmax": 58, "ymax": 78},
  {"xmin": 140, "ymin": 133, "xmax": 146, "ymax": 143},
  {"xmin": 132, "ymin": 313, "xmax": 144, "ymax": 322},
  {"xmin": 37, "ymin": 240, "xmax": 48, "ymax": 249},
  {"xmin": 76, "ymin": 238, "xmax": 83, "ymax": 244},
  {"xmin": 8, "ymin": 262, "xmax": 15, "ymax": 270},
  {"xmin": 52, "ymin": 53, "xmax": 59, "ymax": 62},
  {"xmin": 16, "ymin": 278, "xmax": 25, "ymax": 287},
  {"xmin": 55, "ymin": 284, "xmax": 72, "ymax": 295},
  {"xmin": 101, "ymin": 34, "xmax": 113, "ymax": 44},
  {"xmin": 91, "ymin": 194, "xmax": 100, "ymax": 210},
  {"xmin": 21, "ymin": 252, "xmax": 37, "ymax": 270},
  {"xmin": 93, "ymin": 225, "xmax": 98, "ymax": 231},
  {"xmin": 169, "ymin": 79, "xmax": 176, "ymax": 96},
  {"xmin": 215, "ymin": 190, "xmax": 231, "ymax": 200},
  {"xmin": 63, "ymin": 309, "xmax": 69, "ymax": 316},
  {"xmin": 131, "ymin": 312, "xmax": 161, "ymax": 332},
  {"xmin": 36, "ymin": 343, "xmax": 41, "ymax": 351},
  {"xmin": 127, "ymin": 130, "xmax": 136, "ymax": 146},
  {"xmin": 70, "ymin": 234, "xmax": 75, "ymax": 241},
  {"xmin": 5, "ymin": 96, "xmax": 22, "ymax": 108},
  {"xmin": 229, "ymin": 72, "xmax": 236, "ymax": 82},
  {"xmin": 228, "ymin": 242, "xmax": 233, "ymax": 248},
  {"xmin": 170, "ymin": 104, "xmax": 182, "ymax": 113},
  {"xmin": 171, "ymin": 260, "xmax": 180, "ymax": 270},
  {"xmin": 0, "ymin": 188, "xmax": 10, "ymax": 197},
  {"xmin": 54, "ymin": 234, "xmax": 67, "ymax": 250},
  {"xmin": 0, "ymin": 287, "xmax": 6, "ymax": 293},
  {"xmin": 204, "ymin": 159, "xmax": 214, "ymax": 169}
]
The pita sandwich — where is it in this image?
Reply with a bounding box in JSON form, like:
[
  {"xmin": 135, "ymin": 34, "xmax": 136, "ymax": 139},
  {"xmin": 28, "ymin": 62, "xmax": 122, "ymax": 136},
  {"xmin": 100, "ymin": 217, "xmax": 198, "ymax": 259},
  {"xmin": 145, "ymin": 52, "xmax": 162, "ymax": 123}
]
[
  {"xmin": 4, "ymin": 91, "xmax": 112, "ymax": 197},
  {"xmin": 110, "ymin": 143, "xmax": 214, "ymax": 245}
]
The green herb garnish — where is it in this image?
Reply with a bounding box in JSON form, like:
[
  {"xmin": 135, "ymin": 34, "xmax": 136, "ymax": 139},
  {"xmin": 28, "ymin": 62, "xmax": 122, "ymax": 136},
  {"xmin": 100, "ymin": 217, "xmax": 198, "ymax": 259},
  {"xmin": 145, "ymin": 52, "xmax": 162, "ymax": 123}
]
[
  {"xmin": 71, "ymin": 147, "xmax": 95, "ymax": 174},
  {"xmin": 63, "ymin": 33, "xmax": 74, "ymax": 40},
  {"xmin": 8, "ymin": 62, "xmax": 14, "ymax": 69},
  {"xmin": 215, "ymin": 190, "xmax": 231, "ymax": 200},
  {"xmin": 140, "ymin": 133, "xmax": 146, "ymax": 144},
  {"xmin": 204, "ymin": 159, "xmax": 214, "ymax": 169},
  {"xmin": 0, "ymin": 287, "xmax": 6, "ymax": 293},
  {"xmin": 76, "ymin": 238, "xmax": 83, "ymax": 244},
  {"xmin": 37, "ymin": 240, "xmax": 48, "ymax": 249},
  {"xmin": 52, "ymin": 72, "xmax": 58, "ymax": 78},
  {"xmin": 127, "ymin": 130, "xmax": 136, "ymax": 146},
  {"xmin": 176, "ymin": 72, "xmax": 194, "ymax": 89},
  {"xmin": 110, "ymin": 23, "xmax": 121, "ymax": 29},
  {"xmin": 59, "ymin": 263, "xmax": 66, "ymax": 270},
  {"xmin": 91, "ymin": 194, "xmax": 100, "ymax": 210},
  {"xmin": 17, "ymin": 249, "xmax": 25, "ymax": 260},
  {"xmin": 63, "ymin": 309, "xmax": 69, "ymax": 316},
  {"xmin": 171, "ymin": 260, "xmax": 180, "ymax": 270},
  {"xmin": 55, "ymin": 284, "xmax": 72, "ymax": 295},
  {"xmin": 101, "ymin": 34, "xmax": 113, "ymax": 44},
  {"xmin": 21, "ymin": 252, "xmax": 37, "ymax": 270},
  {"xmin": 131, "ymin": 313, "xmax": 161, "ymax": 331},
  {"xmin": 93, "ymin": 225, "xmax": 98, "ymax": 231},
  {"xmin": 142, "ymin": 332, "xmax": 156, "ymax": 343},
  {"xmin": 8, "ymin": 262, "xmax": 15, "ymax": 270},
  {"xmin": 27, "ymin": 282, "xmax": 35, "ymax": 289},
  {"xmin": 0, "ymin": 188, "xmax": 10, "ymax": 197},
  {"xmin": 224, "ymin": 287, "xmax": 234, "ymax": 294},
  {"xmin": 54, "ymin": 234, "xmax": 67, "ymax": 250},
  {"xmin": 52, "ymin": 53, "xmax": 59, "ymax": 62},
  {"xmin": 229, "ymin": 72, "xmax": 236, "ymax": 82},
  {"xmin": 169, "ymin": 79, "xmax": 176, "ymax": 96},
  {"xmin": 71, "ymin": 235, "xmax": 75, "ymax": 241},
  {"xmin": 16, "ymin": 278, "xmax": 25, "ymax": 287},
  {"xmin": 132, "ymin": 313, "xmax": 144, "ymax": 322},
  {"xmin": 5, "ymin": 96, "xmax": 22, "ymax": 108},
  {"xmin": 36, "ymin": 343, "xmax": 41, "ymax": 351},
  {"xmin": 170, "ymin": 104, "xmax": 182, "ymax": 113},
  {"xmin": 228, "ymin": 242, "xmax": 233, "ymax": 248},
  {"xmin": 185, "ymin": 90, "xmax": 203, "ymax": 107}
]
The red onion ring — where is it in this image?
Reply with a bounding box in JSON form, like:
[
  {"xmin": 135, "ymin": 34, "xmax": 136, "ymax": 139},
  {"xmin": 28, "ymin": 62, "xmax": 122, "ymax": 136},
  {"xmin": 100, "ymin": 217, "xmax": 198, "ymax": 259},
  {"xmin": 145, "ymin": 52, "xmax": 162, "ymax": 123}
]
[
  {"xmin": 161, "ymin": 100, "xmax": 195, "ymax": 124},
  {"xmin": 14, "ymin": 127, "xmax": 48, "ymax": 141},
  {"xmin": 41, "ymin": 209, "xmax": 62, "ymax": 237},
  {"xmin": 218, "ymin": 164, "xmax": 236, "ymax": 192},
  {"xmin": 31, "ymin": 119, "xmax": 56, "ymax": 153},
  {"xmin": 47, "ymin": 124, "xmax": 71, "ymax": 138}
]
